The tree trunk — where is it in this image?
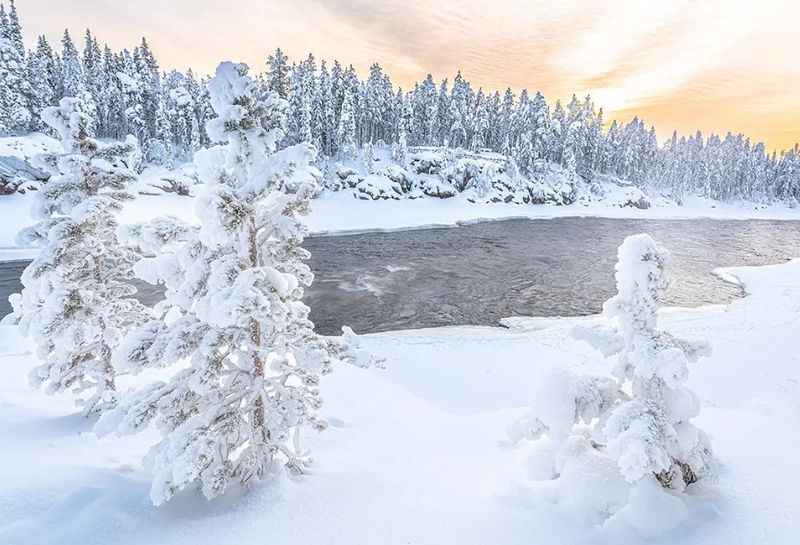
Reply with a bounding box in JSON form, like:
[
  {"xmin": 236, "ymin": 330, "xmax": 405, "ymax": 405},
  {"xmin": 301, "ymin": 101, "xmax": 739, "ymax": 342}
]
[{"xmin": 248, "ymin": 219, "xmax": 265, "ymax": 433}]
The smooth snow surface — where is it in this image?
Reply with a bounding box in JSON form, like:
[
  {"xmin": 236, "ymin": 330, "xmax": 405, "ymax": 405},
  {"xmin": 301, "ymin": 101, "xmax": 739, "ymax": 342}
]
[{"xmin": 2, "ymin": 259, "xmax": 799, "ymax": 544}]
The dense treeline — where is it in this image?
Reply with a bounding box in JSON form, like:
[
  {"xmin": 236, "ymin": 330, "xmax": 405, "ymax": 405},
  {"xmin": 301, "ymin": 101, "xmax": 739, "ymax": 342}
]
[{"xmin": 1, "ymin": 1, "xmax": 798, "ymax": 202}]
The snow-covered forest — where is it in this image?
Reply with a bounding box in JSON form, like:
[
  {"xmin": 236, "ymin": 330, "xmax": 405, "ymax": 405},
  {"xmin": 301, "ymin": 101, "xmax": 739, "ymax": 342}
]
[{"xmin": 1, "ymin": 1, "xmax": 799, "ymax": 204}]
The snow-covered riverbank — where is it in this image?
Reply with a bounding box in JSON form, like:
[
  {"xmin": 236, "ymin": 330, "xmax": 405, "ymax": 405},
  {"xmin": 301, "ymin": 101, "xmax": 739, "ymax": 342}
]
[
  {"xmin": 3, "ymin": 188, "xmax": 800, "ymax": 262},
  {"xmin": 1, "ymin": 258, "xmax": 799, "ymax": 544},
  {"xmin": 4, "ymin": 133, "xmax": 800, "ymax": 261},
  {"xmin": 305, "ymin": 190, "xmax": 800, "ymax": 235}
]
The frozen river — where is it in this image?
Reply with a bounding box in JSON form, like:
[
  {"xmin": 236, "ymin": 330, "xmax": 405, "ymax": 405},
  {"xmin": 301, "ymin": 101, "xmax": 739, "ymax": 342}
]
[{"xmin": 2, "ymin": 217, "xmax": 800, "ymax": 334}]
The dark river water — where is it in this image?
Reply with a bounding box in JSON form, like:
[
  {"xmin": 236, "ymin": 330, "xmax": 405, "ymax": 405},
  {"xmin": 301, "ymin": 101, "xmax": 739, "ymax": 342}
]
[{"xmin": 2, "ymin": 218, "xmax": 799, "ymax": 334}]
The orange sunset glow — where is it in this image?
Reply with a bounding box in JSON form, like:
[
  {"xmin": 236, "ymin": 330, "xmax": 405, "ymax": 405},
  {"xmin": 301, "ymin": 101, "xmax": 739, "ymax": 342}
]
[{"xmin": 21, "ymin": 0, "xmax": 800, "ymax": 151}]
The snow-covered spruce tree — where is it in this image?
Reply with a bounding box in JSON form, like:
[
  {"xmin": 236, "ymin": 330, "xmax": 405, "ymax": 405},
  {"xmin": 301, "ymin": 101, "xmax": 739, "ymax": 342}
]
[
  {"xmin": 391, "ymin": 96, "xmax": 410, "ymax": 165},
  {"xmin": 0, "ymin": 17, "xmax": 31, "ymax": 134},
  {"xmin": 2, "ymin": 97, "xmax": 146, "ymax": 415},
  {"xmin": 602, "ymin": 234, "xmax": 714, "ymax": 490},
  {"xmin": 101, "ymin": 62, "xmax": 377, "ymax": 506},
  {"xmin": 336, "ymin": 87, "xmax": 357, "ymax": 160},
  {"xmin": 266, "ymin": 47, "xmax": 290, "ymax": 98},
  {"xmin": 362, "ymin": 140, "xmax": 375, "ymax": 174},
  {"xmin": 512, "ymin": 234, "xmax": 713, "ymax": 496}
]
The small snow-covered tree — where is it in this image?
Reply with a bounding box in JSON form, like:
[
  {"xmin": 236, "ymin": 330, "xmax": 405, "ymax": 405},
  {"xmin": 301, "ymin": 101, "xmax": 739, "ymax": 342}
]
[
  {"xmin": 602, "ymin": 234, "xmax": 714, "ymax": 490},
  {"xmin": 512, "ymin": 234, "xmax": 714, "ymax": 515},
  {"xmin": 2, "ymin": 97, "xmax": 145, "ymax": 415},
  {"xmin": 100, "ymin": 62, "xmax": 377, "ymax": 506}
]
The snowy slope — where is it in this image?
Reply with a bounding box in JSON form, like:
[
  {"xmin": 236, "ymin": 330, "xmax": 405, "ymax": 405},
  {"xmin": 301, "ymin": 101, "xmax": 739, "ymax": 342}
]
[{"xmin": 1, "ymin": 259, "xmax": 799, "ymax": 544}]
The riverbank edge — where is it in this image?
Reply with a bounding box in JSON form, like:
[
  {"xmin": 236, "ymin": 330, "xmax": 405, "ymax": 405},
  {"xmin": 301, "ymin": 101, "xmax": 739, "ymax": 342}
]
[{"xmin": 3, "ymin": 190, "xmax": 800, "ymax": 260}]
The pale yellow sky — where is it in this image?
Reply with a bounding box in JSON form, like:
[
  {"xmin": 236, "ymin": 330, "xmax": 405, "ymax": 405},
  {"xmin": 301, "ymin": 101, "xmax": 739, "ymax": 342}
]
[{"xmin": 19, "ymin": 0, "xmax": 800, "ymax": 151}]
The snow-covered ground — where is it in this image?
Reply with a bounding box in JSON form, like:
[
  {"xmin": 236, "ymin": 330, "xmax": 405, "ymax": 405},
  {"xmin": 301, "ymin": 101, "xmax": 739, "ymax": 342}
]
[{"xmin": 1, "ymin": 257, "xmax": 799, "ymax": 544}]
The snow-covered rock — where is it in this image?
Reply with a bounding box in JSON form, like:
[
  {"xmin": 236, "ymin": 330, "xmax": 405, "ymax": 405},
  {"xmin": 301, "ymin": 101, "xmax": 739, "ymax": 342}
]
[
  {"xmin": 0, "ymin": 155, "xmax": 50, "ymax": 194},
  {"xmin": 353, "ymin": 174, "xmax": 403, "ymax": 200},
  {"xmin": 419, "ymin": 175, "xmax": 457, "ymax": 198},
  {"xmin": 408, "ymin": 148, "xmax": 445, "ymax": 174},
  {"xmin": 583, "ymin": 173, "xmax": 651, "ymax": 209},
  {"xmin": 382, "ymin": 164, "xmax": 413, "ymax": 192}
]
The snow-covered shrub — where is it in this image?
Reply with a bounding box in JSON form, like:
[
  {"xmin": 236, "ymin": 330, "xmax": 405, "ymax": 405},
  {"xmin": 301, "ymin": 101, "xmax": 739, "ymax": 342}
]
[
  {"xmin": 2, "ymin": 97, "xmax": 147, "ymax": 415},
  {"xmin": 512, "ymin": 234, "xmax": 713, "ymax": 529},
  {"xmin": 98, "ymin": 62, "xmax": 378, "ymax": 506},
  {"xmin": 536, "ymin": 164, "xmax": 579, "ymax": 205},
  {"xmin": 143, "ymin": 166, "xmax": 198, "ymax": 196},
  {"xmin": 509, "ymin": 368, "xmax": 627, "ymax": 448},
  {"xmin": 322, "ymin": 164, "xmax": 361, "ymax": 191}
]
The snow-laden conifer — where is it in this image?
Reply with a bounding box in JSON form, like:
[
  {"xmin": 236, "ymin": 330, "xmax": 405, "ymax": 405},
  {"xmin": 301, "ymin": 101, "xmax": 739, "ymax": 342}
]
[
  {"xmin": 602, "ymin": 234, "xmax": 714, "ymax": 490},
  {"xmin": 0, "ymin": 11, "xmax": 31, "ymax": 134},
  {"xmin": 336, "ymin": 87, "xmax": 357, "ymax": 159},
  {"xmin": 512, "ymin": 234, "xmax": 713, "ymax": 499},
  {"xmin": 100, "ymin": 62, "xmax": 377, "ymax": 506},
  {"xmin": 2, "ymin": 96, "xmax": 145, "ymax": 415}
]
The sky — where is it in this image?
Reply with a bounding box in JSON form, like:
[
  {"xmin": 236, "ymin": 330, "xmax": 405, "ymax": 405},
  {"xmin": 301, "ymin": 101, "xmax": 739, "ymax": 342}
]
[{"xmin": 18, "ymin": 0, "xmax": 800, "ymax": 151}]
